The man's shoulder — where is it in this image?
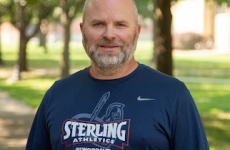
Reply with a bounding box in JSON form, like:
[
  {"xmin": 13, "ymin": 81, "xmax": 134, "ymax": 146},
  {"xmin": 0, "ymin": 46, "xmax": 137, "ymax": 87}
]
[
  {"xmin": 50, "ymin": 68, "xmax": 89, "ymax": 90},
  {"xmin": 139, "ymin": 64, "xmax": 186, "ymax": 90},
  {"xmin": 140, "ymin": 64, "xmax": 178, "ymax": 81}
]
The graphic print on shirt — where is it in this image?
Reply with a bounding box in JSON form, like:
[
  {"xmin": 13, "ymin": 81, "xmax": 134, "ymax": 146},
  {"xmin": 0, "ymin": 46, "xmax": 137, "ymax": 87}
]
[{"xmin": 61, "ymin": 92, "xmax": 130, "ymax": 149}]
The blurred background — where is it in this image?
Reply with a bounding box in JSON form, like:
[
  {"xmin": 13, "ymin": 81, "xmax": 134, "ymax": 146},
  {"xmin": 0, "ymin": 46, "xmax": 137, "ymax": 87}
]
[{"xmin": 0, "ymin": 0, "xmax": 230, "ymax": 150}]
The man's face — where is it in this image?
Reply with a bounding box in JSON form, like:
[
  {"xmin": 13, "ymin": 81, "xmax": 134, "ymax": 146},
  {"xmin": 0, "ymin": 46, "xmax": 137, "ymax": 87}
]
[{"xmin": 81, "ymin": 0, "xmax": 141, "ymax": 68}]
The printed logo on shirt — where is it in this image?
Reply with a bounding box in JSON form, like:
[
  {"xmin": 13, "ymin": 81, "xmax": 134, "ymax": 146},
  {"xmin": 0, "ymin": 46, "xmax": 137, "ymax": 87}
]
[
  {"xmin": 61, "ymin": 92, "xmax": 130, "ymax": 149},
  {"xmin": 76, "ymin": 148, "xmax": 111, "ymax": 150}
]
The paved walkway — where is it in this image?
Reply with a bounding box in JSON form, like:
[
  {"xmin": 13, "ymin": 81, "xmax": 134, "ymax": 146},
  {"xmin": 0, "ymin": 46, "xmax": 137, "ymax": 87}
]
[{"xmin": 0, "ymin": 90, "xmax": 35, "ymax": 150}]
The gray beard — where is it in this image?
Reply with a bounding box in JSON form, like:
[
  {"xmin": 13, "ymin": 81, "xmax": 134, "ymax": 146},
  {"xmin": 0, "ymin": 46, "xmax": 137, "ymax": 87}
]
[{"xmin": 82, "ymin": 30, "xmax": 138, "ymax": 69}]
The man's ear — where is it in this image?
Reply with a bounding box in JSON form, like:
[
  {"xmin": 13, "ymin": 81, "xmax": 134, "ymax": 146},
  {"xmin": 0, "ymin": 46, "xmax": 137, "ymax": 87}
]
[
  {"xmin": 137, "ymin": 24, "xmax": 141, "ymax": 37},
  {"xmin": 80, "ymin": 22, "xmax": 83, "ymax": 33}
]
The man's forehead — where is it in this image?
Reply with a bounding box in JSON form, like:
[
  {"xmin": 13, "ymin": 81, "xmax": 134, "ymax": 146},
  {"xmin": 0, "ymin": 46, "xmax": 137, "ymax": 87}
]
[
  {"xmin": 84, "ymin": 0, "xmax": 135, "ymax": 16},
  {"xmin": 87, "ymin": 0, "xmax": 129, "ymax": 5},
  {"xmin": 85, "ymin": 0, "xmax": 134, "ymax": 11},
  {"xmin": 82, "ymin": 0, "xmax": 138, "ymax": 25},
  {"xmin": 86, "ymin": 0, "xmax": 113, "ymax": 8}
]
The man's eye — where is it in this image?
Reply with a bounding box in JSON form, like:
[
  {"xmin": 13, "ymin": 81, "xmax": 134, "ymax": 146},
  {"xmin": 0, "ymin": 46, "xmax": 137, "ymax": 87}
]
[
  {"xmin": 118, "ymin": 24, "xmax": 125, "ymax": 26},
  {"xmin": 117, "ymin": 23, "xmax": 127, "ymax": 27},
  {"xmin": 94, "ymin": 23, "xmax": 102, "ymax": 26}
]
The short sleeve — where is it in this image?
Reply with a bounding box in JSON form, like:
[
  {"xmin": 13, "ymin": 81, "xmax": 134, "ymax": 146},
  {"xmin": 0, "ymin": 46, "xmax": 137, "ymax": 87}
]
[{"xmin": 171, "ymin": 90, "xmax": 209, "ymax": 150}]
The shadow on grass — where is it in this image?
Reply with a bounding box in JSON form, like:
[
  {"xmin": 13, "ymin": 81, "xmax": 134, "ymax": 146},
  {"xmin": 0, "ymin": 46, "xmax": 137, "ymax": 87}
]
[
  {"xmin": 0, "ymin": 114, "xmax": 34, "ymax": 150},
  {"xmin": 186, "ymin": 83, "xmax": 230, "ymax": 149},
  {"xmin": 202, "ymin": 115, "xmax": 230, "ymax": 149}
]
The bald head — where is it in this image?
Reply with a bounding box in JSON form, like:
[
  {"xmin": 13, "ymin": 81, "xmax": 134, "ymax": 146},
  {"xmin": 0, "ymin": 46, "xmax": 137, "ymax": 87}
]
[{"xmin": 82, "ymin": 0, "xmax": 139, "ymax": 25}]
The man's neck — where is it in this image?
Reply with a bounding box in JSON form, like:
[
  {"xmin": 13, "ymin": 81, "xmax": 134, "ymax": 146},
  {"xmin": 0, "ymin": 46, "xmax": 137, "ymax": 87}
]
[{"xmin": 90, "ymin": 58, "xmax": 138, "ymax": 80}]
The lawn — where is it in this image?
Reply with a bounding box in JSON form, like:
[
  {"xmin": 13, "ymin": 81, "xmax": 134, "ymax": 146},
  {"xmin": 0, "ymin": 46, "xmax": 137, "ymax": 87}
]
[{"xmin": 0, "ymin": 41, "xmax": 230, "ymax": 149}]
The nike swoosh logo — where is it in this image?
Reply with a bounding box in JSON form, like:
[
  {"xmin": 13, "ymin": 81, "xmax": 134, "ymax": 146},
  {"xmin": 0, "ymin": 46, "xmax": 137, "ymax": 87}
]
[{"xmin": 137, "ymin": 96, "xmax": 155, "ymax": 101}]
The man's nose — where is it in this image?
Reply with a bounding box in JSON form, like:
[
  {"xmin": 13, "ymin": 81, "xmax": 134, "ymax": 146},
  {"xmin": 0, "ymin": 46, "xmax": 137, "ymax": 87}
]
[{"xmin": 102, "ymin": 26, "xmax": 116, "ymax": 40}]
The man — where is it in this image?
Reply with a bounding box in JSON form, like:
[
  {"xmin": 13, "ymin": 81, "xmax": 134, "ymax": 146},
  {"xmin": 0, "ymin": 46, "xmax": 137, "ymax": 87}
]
[{"xmin": 26, "ymin": 0, "xmax": 209, "ymax": 149}]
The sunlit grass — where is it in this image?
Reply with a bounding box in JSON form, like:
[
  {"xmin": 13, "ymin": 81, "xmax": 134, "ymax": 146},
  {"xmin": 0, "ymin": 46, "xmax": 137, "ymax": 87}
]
[
  {"xmin": 174, "ymin": 52, "xmax": 230, "ymax": 79},
  {"xmin": 186, "ymin": 83, "xmax": 230, "ymax": 150},
  {"xmin": 0, "ymin": 77, "xmax": 54, "ymax": 108}
]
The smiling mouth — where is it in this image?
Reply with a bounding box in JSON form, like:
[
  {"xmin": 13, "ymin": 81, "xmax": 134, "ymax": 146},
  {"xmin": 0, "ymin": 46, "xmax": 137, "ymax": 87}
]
[
  {"xmin": 101, "ymin": 44, "xmax": 119, "ymax": 47},
  {"xmin": 99, "ymin": 45, "xmax": 120, "ymax": 50}
]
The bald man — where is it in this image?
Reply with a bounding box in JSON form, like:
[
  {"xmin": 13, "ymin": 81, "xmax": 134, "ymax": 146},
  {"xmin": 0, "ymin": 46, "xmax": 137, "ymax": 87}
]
[
  {"xmin": 81, "ymin": 0, "xmax": 141, "ymax": 79},
  {"xmin": 26, "ymin": 0, "xmax": 209, "ymax": 149}
]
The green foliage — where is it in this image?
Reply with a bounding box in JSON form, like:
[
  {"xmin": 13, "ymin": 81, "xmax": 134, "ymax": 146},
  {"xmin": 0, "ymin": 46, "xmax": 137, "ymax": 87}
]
[
  {"xmin": 212, "ymin": 0, "xmax": 230, "ymax": 5},
  {"xmin": 134, "ymin": 0, "xmax": 179, "ymax": 20},
  {"xmin": 134, "ymin": 0, "xmax": 154, "ymax": 19},
  {"xmin": 0, "ymin": 0, "xmax": 15, "ymax": 22},
  {"xmin": 23, "ymin": 0, "xmax": 57, "ymax": 20},
  {"xmin": 25, "ymin": 0, "xmax": 55, "ymax": 5},
  {"xmin": 59, "ymin": 0, "xmax": 85, "ymax": 19},
  {"xmin": 0, "ymin": 0, "xmax": 58, "ymax": 26}
]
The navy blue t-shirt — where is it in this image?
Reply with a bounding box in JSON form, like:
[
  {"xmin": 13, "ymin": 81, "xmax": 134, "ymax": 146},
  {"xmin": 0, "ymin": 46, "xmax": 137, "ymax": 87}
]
[{"xmin": 26, "ymin": 64, "xmax": 209, "ymax": 150}]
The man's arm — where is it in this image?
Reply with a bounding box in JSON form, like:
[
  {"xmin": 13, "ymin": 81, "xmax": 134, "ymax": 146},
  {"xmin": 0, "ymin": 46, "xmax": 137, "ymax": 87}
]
[
  {"xmin": 26, "ymin": 91, "xmax": 52, "ymax": 150},
  {"xmin": 171, "ymin": 90, "xmax": 209, "ymax": 150}
]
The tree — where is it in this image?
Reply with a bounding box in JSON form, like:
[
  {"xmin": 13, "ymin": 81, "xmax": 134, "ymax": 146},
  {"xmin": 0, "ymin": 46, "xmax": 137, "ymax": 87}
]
[
  {"xmin": 0, "ymin": 19, "xmax": 3, "ymax": 65},
  {"xmin": 135, "ymin": 0, "xmax": 174, "ymax": 76},
  {"xmin": 3, "ymin": 0, "xmax": 57, "ymax": 80},
  {"xmin": 59, "ymin": 0, "xmax": 84, "ymax": 78},
  {"xmin": 0, "ymin": 22, "xmax": 3, "ymax": 66},
  {"xmin": 154, "ymin": 0, "xmax": 173, "ymax": 76},
  {"xmin": 17, "ymin": 0, "xmax": 56, "ymax": 70},
  {"xmin": 136, "ymin": 0, "xmax": 230, "ymax": 76},
  {"xmin": 39, "ymin": 19, "xmax": 48, "ymax": 53}
]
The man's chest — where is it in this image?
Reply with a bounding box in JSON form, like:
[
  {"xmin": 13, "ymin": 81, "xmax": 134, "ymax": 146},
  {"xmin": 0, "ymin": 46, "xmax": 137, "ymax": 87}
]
[{"xmin": 46, "ymin": 90, "xmax": 171, "ymax": 150}]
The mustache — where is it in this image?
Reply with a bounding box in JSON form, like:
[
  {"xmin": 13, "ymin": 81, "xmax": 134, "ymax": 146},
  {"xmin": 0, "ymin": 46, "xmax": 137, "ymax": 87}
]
[{"xmin": 95, "ymin": 39, "xmax": 124, "ymax": 47}]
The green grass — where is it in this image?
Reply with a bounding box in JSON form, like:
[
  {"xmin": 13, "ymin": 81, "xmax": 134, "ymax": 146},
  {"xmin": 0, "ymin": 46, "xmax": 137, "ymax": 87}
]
[
  {"xmin": 0, "ymin": 77, "xmax": 54, "ymax": 108},
  {"xmin": 2, "ymin": 41, "xmax": 230, "ymax": 79},
  {"xmin": 174, "ymin": 55, "xmax": 230, "ymax": 79},
  {"xmin": 186, "ymin": 83, "xmax": 230, "ymax": 150},
  {"xmin": 0, "ymin": 41, "xmax": 230, "ymax": 149}
]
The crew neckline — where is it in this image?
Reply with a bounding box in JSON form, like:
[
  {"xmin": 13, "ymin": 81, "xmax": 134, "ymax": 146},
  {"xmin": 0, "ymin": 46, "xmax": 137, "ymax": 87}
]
[{"xmin": 86, "ymin": 63, "xmax": 143, "ymax": 84}]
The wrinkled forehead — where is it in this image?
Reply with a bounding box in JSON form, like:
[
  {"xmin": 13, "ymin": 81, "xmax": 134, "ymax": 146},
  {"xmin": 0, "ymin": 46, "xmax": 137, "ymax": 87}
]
[{"xmin": 82, "ymin": 0, "xmax": 138, "ymax": 23}]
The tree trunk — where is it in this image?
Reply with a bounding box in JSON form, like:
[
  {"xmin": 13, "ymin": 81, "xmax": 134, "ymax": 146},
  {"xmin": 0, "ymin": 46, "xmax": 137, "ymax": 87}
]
[
  {"xmin": 59, "ymin": 0, "xmax": 85, "ymax": 78},
  {"xmin": 12, "ymin": 3, "xmax": 28, "ymax": 81},
  {"xmin": 18, "ymin": 27, "xmax": 28, "ymax": 71},
  {"xmin": 39, "ymin": 31, "xmax": 47, "ymax": 53},
  {"xmin": 0, "ymin": 48, "xmax": 3, "ymax": 65},
  {"xmin": 40, "ymin": 19, "xmax": 48, "ymax": 53},
  {"xmin": 12, "ymin": 30, "xmax": 29, "ymax": 81},
  {"xmin": 0, "ymin": 30, "xmax": 3, "ymax": 65},
  {"xmin": 155, "ymin": 0, "xmax": 173, "ymax": 76},
  {"xmin": 60, "ymin": 13, "xmax": 71, "ymax": 78},
  {"xmin": 152, "ymin": 19, "xmax": 157, "ymax": 67}
]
